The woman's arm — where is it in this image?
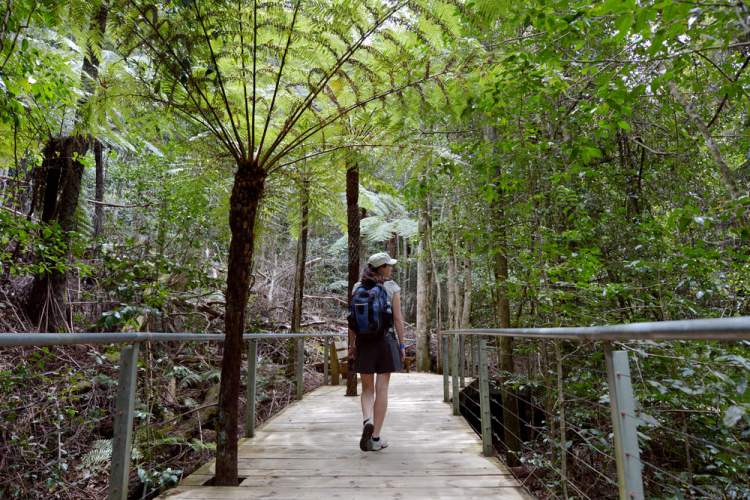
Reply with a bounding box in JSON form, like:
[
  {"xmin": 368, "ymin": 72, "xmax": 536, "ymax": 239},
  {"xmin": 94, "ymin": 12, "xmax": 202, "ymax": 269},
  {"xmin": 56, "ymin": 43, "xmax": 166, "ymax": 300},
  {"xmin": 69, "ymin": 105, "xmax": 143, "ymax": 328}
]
[{"xmin": 392, "ymin": 293, "xmax": 406, "ymax": 359}]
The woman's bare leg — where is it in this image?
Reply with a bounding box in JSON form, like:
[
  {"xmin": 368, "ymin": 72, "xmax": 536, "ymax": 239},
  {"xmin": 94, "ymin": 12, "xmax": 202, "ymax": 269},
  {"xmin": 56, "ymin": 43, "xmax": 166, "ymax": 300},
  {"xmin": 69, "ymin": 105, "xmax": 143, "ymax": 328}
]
[
  {"xmin": 360, "ymin": 373, "xmax": 375, "ymax": 422},
  {"xmin": 373, "ymin": 372, "xmax": 391, "ymax": 437}
]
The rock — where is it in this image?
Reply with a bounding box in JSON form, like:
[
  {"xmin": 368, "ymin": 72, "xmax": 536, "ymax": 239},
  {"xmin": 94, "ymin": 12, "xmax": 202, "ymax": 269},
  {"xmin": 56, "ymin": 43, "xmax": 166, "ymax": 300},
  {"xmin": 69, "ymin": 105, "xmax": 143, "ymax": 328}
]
[{"xmin": 197, "ymin": 383, "xmax": 220, "ymax": 427}]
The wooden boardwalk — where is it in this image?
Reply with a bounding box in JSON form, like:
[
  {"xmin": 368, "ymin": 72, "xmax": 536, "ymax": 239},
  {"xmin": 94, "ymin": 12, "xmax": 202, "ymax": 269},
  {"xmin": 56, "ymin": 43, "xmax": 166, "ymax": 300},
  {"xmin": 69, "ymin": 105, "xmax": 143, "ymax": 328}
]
[{"xmin": 161, "ymin": 373, "xmax": 527, "ymax": 499}]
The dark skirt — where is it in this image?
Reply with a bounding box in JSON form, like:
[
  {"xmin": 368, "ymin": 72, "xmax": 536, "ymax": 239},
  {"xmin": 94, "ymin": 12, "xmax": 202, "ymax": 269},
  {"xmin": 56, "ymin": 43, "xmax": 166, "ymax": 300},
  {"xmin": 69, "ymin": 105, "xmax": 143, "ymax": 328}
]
[{"xmin": 354, "ymin": 331, "xmax": 402, "ymax": 374}]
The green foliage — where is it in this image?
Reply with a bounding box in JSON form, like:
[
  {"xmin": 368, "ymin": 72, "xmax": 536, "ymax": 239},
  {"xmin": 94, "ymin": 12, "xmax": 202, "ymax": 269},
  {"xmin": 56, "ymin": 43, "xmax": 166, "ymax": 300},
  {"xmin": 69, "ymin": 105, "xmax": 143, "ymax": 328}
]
[
  {"xmin": 112, "ymin": 0, "xmax": 461, "ymax": 171},
  {"xmin": 0, "ymin": 211, "xmax": 87, "ymax": 276},
  {"xmin": 2, "ymin": 0, "xmax": 750, "ymax": 497}
]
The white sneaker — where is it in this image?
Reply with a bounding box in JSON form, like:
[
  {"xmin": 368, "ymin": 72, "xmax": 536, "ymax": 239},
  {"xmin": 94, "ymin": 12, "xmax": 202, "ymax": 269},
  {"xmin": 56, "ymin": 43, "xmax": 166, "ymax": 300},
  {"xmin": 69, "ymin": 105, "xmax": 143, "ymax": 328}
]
[
  {"xmin": 369, "ymin": 437, "xmax": 388, "ymax": 451},
  {"xmin": 360, "ymin": 419, "xmax": 374, "ymax": 451}
]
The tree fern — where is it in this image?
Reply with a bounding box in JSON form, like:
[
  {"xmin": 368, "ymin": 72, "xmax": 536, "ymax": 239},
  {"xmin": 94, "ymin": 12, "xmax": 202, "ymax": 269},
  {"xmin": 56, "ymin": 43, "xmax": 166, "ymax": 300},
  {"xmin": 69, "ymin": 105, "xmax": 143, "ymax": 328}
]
[
  {"xmin": 114, "ymin": 0, "xmax": 463, "ymax": 169},
  {"xmin": 110, "ymin": 0, "xmax": 465, "ymax": 481}
]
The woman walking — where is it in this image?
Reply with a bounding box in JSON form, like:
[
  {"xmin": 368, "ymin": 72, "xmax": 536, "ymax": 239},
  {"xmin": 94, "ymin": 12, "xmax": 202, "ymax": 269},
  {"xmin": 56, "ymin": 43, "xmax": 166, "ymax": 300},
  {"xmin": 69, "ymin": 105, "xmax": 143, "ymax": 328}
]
[{"xmin": 348, "ymin": 252, "xmax": 406, "ymax": 452}]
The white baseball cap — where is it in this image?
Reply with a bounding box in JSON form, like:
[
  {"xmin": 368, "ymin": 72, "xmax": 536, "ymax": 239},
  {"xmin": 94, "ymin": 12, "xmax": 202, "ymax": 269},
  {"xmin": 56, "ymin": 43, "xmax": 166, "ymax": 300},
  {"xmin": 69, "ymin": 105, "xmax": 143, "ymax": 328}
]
[{"xmin": 368, "ymin": 252, "xmax": 397, "ymax": 268}]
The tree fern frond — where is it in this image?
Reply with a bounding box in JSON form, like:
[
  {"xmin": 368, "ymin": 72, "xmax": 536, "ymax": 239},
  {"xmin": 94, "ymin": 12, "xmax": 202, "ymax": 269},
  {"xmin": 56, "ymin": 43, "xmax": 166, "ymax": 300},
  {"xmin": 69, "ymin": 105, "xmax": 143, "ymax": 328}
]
[{"xmin": 82, "ymin": 439, "xmax": 112, "ymax": 467}]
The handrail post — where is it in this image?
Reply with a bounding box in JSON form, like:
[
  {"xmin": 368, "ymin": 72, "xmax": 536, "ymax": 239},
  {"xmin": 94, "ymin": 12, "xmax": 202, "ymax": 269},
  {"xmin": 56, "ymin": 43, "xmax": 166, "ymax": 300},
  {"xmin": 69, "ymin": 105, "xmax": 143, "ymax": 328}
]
[
  {"xmin": 295, "ymin": 337, "xmax": 304, "ymax": 400},
  {"xmin": 451, "ymin": 334, "xmax": 460, "ymax": 416},
  {"xmin": 459, "ymin": 335, "xmax": 465, "ymax": 388},
  {"xmin": 604, "ymin": 343, "xmax": 644, "ymax": 500},
  {"xmin": 108, "ymin": 343, "xmax": 139, "ymax": 500},
  {"xmin": 474, "ymin": 336, "xmax": 480, "ymax": 377},
  {"xmin": 245, "ymin": 339, "xmax": 257, "ymax": 438},
  {"xmin": 442, "ymin": 335, "xmax": 449, "ymax": 402},
  {"xmin": 330, "ymin": 340, "xmax": 340, "ymax": 385},
  {"xmin": 323, "ymin": 338, "xmax": 329, "ymax": 385},
  {"xmin": 478, "ymin": 338, "xmax": 492, "ymax": 456},
  {"xmin": 469, "ymin": 336, "xmax": 475, "ymax": 377}
]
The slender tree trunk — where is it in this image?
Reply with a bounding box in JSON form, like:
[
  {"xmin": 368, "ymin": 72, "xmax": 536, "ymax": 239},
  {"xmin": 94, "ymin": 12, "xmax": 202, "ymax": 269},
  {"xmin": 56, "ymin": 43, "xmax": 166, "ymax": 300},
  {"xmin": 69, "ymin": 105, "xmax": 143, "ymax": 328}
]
[
  {"xmin": 386, "ymin": 234, "xmax": 397, "ymax": 258},
  {"xmin": 461, "ymin": 256, "xmax": 471, "ymax": 328},
  {"xmin": 617, "ymin": 130, "xmax": 643, "ymax": 221},
  {"xmin": 554, "ymin": 340, "xmax": 569, "ymax": 498},
  {"xmin": 93, "ymin": 139, "xmax": 104, "ymax": 238},
  {"xmin": 422, "ymin": 193, "xmax": 446, "ymax": 372},
  {"xmin": 454, "ymin": 252, "xmax": 463, "ymax": 331},
  {"xmin": 288, "ymin": 178, "xmax": 309, "ymax": 375},
  {"xmin": 461, "ymin": 257, "xmax": 472, "ymax": 375},
  {"xmin": 668, "ymin": 81, "xmax": 738, "ymax": 198},
  {"xmin": 215, "ymin": 162, "xmax": 267, "ymax": 485},
  {"xmin": 446, "ymin": 243, "xmax": 457, "ymax": 330},
  {"xmin": 291, "ymin": 178, "xmax": 310, "ymax": 331},
  {"xmin": 401, "ymin": 236, "xmax": 409, "ymax": 298},
  {"xmin": 493, "ymin": 196, "xmax": 522, "ymax": 466},
  {"xmin": 485, "ymin": 125, "xmax": 522, "ymax": 466},
  {"xmin": 345, "ymin": 164, "xmax": 359, "ymax": 396},
  {"xmin": 430, "ymin": 229, "xmax": 442, "ymax": 333},
  {"xmin": 416, "ymin": 193, "xmax": 432, "ymax": 372}
]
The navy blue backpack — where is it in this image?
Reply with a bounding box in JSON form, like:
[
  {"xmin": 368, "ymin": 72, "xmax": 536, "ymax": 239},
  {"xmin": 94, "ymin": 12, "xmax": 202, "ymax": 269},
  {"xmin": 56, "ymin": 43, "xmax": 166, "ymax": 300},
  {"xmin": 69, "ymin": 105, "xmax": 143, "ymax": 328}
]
[{"xmin": 349, "ymin": 284, "xmax": 392, "ymax": 337}]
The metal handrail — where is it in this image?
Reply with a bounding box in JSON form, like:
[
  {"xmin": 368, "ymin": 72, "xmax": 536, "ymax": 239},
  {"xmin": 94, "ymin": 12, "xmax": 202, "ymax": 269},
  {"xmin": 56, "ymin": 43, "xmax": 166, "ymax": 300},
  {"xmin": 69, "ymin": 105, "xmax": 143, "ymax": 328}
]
[
  {"xmin": 442, "ymin": 316, "xmax": 750, "ymax": 341},
  {"xmin": 1, "ymin": 330, "xmax": 346, "ymax": 499},
  {"xmin": 439, "ymin": 317, "xmax": 750, "ymax": 500},
  {"xmin": 0, "ymin": 331, "xmax": 345, "ymax": 346}
]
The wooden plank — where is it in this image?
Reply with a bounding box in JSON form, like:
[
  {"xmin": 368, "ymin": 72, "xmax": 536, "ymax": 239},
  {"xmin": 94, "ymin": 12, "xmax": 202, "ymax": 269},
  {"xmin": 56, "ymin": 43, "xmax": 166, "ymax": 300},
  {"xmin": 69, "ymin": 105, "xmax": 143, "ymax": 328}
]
[
  {"xmin": 163, "ymin": 486, "xmax": 525, "ymax": 499},
  {"xmin": 161, "ymin": 373, "xmax": 527, "ymax": 500},
  {"xmin": 177, "ymin": 475, "xmax": 519, "ymax": 488},
  {"xmin": 236, "ymin": 475, "xmax": 521, "ymax": 488},
  {"xmin": 233, "ymin": 448, "xmax": 487, "ymax": 457}
]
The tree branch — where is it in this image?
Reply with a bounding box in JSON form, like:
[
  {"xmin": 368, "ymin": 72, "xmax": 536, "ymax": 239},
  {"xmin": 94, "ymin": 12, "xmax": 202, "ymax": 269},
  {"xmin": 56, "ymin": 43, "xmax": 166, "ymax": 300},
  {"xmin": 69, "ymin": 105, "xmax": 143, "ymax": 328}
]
[
  {"xmin": 129, "ymin": 0, "xmax": 240, "ymax": 161},
  {"xmin": 269, "ymin": 143, "xmax": 397, "ymax": 173},
  {"xmin": 257, "ymin": 0, "xmax": 302, "ymax": 160},
  {"xmin": 193, "ymin": 0, "xmax": 246, "ymax": 159},
  {"xmin": 260, "ymin": 1, "xmax": 409, "ymax": 166},
  {"xmin": 669, "ymin": 81, "xmax": 738, "ymax": 198},
  {"xmin": 563, "ymin": 41, "xmax": 750, "ymax": 65},
  {"xmin": 238, "ymin": 0, "xmax": 252, "ymax": 156},
  {"xmin": 267, "ymin": 71, "xmax": 449, "ymax": 168},
  {"xmin": 85, "ymin": 199, "xmax": 151, "ymax": 208},
  {"xmin": 707, "ymin": 54, "xmax": 750, "ymax": 128},
  {"xmin": 0, "ymin": 0, "xmax": 36, "ymax": 73},
  {"xmin": 251, "ymin": 0, "xmax": 258, "ymax": 157}
]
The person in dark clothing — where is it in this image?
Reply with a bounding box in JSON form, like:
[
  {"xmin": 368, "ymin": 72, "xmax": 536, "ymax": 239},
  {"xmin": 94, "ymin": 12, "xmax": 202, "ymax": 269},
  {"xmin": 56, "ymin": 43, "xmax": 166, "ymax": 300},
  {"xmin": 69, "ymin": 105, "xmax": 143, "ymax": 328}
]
[{"xmin": 349, "ymin": 252, "xmax": 406, "ymax": 451}]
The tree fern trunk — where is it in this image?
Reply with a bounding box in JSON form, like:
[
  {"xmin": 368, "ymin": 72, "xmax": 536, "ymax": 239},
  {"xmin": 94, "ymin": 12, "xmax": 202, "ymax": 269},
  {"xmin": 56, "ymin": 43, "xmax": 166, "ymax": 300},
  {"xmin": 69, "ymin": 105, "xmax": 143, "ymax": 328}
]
[
  {"xmin": 215, "ymin": 161, "xmax": 267, "ymax": 485},
  {"xmin": 346, "ymin": 164, "xmax": 359, "ymax": 397},
  {"xmin": 26, "ymin": 136, "xmax": 89, "ymax": 331}
]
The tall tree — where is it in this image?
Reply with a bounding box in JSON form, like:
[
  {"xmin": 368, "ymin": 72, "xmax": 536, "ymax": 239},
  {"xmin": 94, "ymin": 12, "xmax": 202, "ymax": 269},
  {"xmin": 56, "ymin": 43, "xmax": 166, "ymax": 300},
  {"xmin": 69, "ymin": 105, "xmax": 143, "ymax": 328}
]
[
  {"xmin": 485, "ymin": 124, "xmax": 521, "ymax": 465},
  {"xmin": 345, "ymin": 162, "xmax": 359, "ymax": 396},
  {"xmin": 415, "ymin": 187, "xmax": 432, "ymax": 371},
  {"xmin": 289, "ymin": 174, "xmax": 310, "ymax": 394},
  {"xmin": 118, "ymin": 0, "xmax": 461, "ymax": 483},
  {"xmin": 290, "ymin": 176, "xmax": 310, "ymax": 333}
]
